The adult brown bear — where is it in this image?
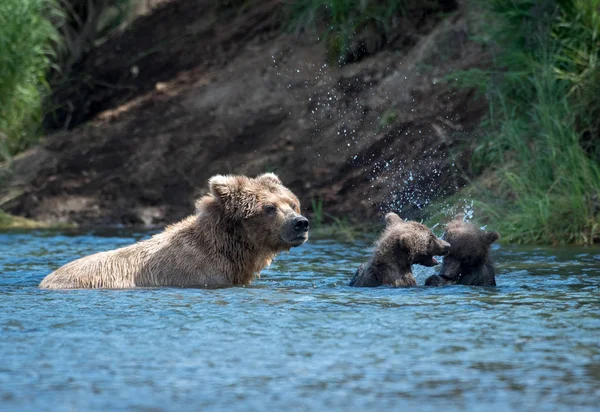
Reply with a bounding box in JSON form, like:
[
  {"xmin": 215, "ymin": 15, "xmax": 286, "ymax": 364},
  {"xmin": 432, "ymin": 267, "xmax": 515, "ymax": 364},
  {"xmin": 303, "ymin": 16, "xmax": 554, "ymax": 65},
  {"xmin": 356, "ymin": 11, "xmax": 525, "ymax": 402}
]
[{"xmin": 39, "ymin": 173, "xmax": 309, "ymax": 289}]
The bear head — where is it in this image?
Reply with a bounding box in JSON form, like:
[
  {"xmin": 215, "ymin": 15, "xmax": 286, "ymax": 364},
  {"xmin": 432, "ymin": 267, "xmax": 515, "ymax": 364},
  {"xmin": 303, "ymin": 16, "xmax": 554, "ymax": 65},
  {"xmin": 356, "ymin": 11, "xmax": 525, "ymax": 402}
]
[
  {"xmin": 379, "ymin": 212, "xmax": 450, "ymax": 266},
  {"xmin": 441, "ymin": 215, "xmax": 500, "ymax": 270},
  {"xmin": 207, "ymin": 173, "xmax": 309, "ymax": 251}
]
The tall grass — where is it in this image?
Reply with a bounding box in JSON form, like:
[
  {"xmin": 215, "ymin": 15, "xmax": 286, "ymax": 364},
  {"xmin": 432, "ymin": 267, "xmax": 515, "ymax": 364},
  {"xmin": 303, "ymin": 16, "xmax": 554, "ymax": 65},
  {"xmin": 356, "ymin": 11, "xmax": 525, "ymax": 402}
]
[
  {"xmin": 456, "ymin": 0, "xmax": 600, "ymax": 244},
  {"xmin": 0, "ymin": 0, "xmax": 143, "ymax": 158},
  {"xmin": 311, "ymin": 196, "xmax": 324, "ymax": 229},
  {"xmin": 0, "ymin": 0, "xmax": 60, "ymax": 159}
]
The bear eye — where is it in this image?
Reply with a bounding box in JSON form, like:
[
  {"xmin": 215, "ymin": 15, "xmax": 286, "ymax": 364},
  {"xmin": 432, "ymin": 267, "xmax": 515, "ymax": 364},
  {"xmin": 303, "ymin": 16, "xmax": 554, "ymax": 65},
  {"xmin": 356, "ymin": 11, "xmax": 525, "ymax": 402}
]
[{"xmin": 263, "ymin": 204, "xmax": 277, "ymax": 214}]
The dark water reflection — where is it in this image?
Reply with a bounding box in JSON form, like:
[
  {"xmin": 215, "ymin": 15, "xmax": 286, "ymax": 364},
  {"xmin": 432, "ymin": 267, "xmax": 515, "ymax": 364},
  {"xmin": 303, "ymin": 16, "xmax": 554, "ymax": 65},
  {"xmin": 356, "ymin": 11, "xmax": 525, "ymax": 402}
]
[{"xmin": 1, "ymin": 231, "xmax": 599, "ymax": 411}]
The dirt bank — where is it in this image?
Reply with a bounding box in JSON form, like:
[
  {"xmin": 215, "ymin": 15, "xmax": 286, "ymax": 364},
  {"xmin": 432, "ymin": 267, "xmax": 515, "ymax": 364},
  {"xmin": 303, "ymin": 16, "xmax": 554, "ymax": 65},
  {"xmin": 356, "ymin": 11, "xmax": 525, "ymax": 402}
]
[{"xmin": 0, "ymin": 0, "xmax": 488, "ymax": 227}]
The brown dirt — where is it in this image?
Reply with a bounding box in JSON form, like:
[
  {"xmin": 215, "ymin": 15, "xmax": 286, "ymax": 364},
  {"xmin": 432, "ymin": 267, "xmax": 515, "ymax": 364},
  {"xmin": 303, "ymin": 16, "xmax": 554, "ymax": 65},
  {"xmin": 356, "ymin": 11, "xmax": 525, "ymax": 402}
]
[{"xmin": 0, "ymin": 0, "xmax": 489, "ymax": 227}]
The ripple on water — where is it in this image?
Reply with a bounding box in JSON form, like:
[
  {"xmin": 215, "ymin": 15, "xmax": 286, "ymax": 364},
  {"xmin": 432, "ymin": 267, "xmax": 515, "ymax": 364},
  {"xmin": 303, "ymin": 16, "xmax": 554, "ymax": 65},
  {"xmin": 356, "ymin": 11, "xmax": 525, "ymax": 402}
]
[{"xmin": 0, "ymin": 231, "xmax": 599, "ymax": 411}]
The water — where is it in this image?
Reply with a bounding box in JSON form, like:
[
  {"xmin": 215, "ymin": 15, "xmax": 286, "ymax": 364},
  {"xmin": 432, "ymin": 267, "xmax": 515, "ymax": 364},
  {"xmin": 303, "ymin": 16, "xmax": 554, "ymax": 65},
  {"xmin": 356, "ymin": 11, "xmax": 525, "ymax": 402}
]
[{"xmin": 1, "ymin": 230, "xmax": 599, "ymax": 411}]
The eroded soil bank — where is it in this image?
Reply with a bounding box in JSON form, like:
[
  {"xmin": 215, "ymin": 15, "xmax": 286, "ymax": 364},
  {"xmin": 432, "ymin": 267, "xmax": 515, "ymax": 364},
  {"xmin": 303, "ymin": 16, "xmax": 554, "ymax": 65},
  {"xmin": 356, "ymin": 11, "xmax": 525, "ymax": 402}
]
[{"xmin": 0, "ymin": 0, "xmax": 488, "ymax": 227}]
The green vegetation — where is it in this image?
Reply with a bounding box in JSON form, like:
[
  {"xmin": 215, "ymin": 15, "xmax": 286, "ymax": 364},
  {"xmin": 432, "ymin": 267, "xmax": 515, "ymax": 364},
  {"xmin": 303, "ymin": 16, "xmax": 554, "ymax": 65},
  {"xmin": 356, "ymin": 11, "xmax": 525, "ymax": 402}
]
[
  {"xmin": 0, "ymin": 0, "xmax": 143, "ymax": 159},
  {"xmin": 378, "ymin": 108, "xmax": 398, "ymax": 131},
  {"xmin": 450, "ymin": 0, "xmax": 600, "ymax": 245},
  {"xmin": 310, "ymin": 197, "xmax": 373, "ymax": 241},
  {"xmin": 54, "ymin": 0, "xmax": 141, "ymax": 73},
  {"xmin": 310, "ymin": 197, "xmax": 324, "ymax": 229},
  {"xmin": 0, "ymin": 0, "xmax": 60, "ymax": 159},
  {"xmin": 311, "ymin": 216, "xmax": 373, "ymax": 242},
  {"xmin": 0, "ymin": 210, "xmax": 60, "ymax": 229},
  {"xmin": 287, "ymin": 0, "xmax": 408, "ymax": 61}
]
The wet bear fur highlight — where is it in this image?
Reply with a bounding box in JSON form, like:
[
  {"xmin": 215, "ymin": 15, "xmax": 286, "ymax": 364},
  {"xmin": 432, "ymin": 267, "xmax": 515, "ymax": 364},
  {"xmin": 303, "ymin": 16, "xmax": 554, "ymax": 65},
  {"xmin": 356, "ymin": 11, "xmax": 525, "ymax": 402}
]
[
  {"xmin": 349, "ymin": 213, "xmax": 450, "ymax": 287},
  {"xmin": 40, "ymin": 173, "xmax": 309, "ymax": 289},
  {"xmin": 425, "ymin": 216, "xmax": 500, "ymax": 287}
]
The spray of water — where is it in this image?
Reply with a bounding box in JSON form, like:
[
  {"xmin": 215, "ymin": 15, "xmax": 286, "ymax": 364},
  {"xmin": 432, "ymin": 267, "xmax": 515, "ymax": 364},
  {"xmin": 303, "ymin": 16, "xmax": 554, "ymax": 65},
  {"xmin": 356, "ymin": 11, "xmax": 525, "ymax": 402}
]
[{"xmin": 271, "ymin": 51, "xmax": 474, "ymax": 226}]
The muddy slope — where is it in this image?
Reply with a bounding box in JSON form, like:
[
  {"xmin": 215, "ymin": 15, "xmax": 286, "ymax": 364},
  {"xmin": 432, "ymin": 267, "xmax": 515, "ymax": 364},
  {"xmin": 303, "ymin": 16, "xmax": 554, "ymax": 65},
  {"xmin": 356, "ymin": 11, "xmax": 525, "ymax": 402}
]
[{"xmin": 0, "ymin": 0, "xmax": 488, "ymax": 227}]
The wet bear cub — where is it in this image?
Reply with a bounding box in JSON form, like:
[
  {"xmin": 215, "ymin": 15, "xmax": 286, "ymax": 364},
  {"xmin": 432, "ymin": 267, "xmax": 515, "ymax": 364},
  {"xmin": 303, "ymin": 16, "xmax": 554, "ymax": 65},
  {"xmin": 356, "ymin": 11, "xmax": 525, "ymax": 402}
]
[
  {"xmin": 349, "ymin": 213, "xmax": 450, "ymax": 287},
  {"xmin": 425, "ymin": 216, "xmax": 500, "ymax": 287}
]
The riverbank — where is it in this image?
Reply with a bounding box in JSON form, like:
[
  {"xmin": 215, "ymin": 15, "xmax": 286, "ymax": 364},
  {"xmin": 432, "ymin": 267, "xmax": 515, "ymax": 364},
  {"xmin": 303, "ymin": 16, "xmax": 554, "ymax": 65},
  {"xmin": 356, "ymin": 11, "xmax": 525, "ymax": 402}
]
[
  {"xmin": 1, "ymin": 0, "xmax": 597, "ymax": 244},
  {"xmin": 0, "ymin": 0, "xmax": 487, "ymax": 229}
]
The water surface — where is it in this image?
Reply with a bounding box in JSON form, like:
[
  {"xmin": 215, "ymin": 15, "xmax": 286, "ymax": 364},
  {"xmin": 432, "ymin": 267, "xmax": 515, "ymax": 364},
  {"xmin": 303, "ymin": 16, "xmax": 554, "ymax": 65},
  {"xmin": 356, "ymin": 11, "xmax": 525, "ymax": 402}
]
[{"xmin": 1, "ymin": 231, "xmax": 599, "ymax": 411}]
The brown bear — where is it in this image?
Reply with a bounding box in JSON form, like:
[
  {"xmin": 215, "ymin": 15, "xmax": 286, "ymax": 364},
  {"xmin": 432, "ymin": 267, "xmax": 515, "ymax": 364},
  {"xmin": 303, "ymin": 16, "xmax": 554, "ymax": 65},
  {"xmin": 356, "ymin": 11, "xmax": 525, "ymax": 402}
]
[
  {"xmin": 424, "ymin": 216, "xmax": 500, "ymax": 287},
  {"xmin": 349, "ymin": 213, "xmax": 450, "ymax": 287},
  {"xmin": 39, "ymin": 173, "xmax": 309, "ymax": 289}
]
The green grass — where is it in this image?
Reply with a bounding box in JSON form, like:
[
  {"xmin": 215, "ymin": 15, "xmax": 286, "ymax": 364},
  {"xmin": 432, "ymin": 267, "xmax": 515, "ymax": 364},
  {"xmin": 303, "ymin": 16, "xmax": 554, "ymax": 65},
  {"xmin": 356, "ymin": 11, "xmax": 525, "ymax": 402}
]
[
  {"xmin": 309, "ymin": 196, "xmax": 374, "ymax": 241},
  {"xmin": 310, "ymin": 218, "xmax": 374, "ymax": 242},
  {"xmin": 1, "ymin": 0, "xmax": 146, "ymax": 158},
  {"xmin": 445, "ymin": 0, "xmax": 600, "ymax": 245},
  {"xmin": 310, "ymin": 196, "xmax": 324, "ymax": 229},
  {"xmin": 0, "ymin": 0, "xmax": 60, "ymax": 159},
  {"xmin": 0, "ymin": 210, "xmax": 70, "ymax": 229}
]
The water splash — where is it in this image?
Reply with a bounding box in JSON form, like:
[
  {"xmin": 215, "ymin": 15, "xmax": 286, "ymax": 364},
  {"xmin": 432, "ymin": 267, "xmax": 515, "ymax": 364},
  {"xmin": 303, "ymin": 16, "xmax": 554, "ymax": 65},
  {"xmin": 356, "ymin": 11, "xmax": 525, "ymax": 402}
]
[{"xmin": 271, "ymin": 52, "xmax": 469, "ymax": 223}]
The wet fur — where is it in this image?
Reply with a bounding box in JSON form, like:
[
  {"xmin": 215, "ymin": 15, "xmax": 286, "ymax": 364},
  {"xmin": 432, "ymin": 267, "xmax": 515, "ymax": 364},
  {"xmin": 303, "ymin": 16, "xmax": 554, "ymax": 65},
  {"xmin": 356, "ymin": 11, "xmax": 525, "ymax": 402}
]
[
  {"xmin": 40, "ymin": 173, "xmax": 308, "ymax": 289},
  {"xmin": 349, "ymin": 213, "xmax": 450, "ymax": 287},
  {"xmin": 425, "ymin": 217, "xmax": 500, "ymax": 287}
]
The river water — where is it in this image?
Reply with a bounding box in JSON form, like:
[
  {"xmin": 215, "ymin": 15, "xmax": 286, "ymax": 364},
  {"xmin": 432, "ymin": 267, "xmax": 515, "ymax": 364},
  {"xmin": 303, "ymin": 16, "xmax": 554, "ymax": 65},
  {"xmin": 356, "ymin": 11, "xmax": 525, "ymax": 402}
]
[{"xmin": 1, "ymin": 230, "xmax": 599, "ymax": 411}]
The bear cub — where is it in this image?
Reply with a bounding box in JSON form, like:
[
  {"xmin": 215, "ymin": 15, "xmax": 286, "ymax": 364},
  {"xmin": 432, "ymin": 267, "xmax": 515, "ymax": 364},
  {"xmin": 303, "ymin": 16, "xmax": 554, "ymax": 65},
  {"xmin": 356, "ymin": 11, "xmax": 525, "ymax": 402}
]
[
  {"xmin": 425, "ymin": 215, "xmax": 500, "ymax": 287},
  {"xmin": 349, "ymin": 213, "xmax": 450, "ymax": 287}
]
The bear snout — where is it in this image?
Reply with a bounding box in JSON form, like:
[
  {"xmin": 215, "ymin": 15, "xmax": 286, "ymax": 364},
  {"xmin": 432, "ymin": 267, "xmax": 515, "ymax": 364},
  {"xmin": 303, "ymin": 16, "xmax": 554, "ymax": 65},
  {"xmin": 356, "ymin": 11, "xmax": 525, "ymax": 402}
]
[
  {"xmin": 292, "ymin": 216, "xmax": 309, "ymax": 232},
  {"xmin": 280, "ymin": 214, "xmax": 310, "ymax": 247},
  {"xmin": 439, "ymin": 240, "xmax": 451, "ymax": 255}
]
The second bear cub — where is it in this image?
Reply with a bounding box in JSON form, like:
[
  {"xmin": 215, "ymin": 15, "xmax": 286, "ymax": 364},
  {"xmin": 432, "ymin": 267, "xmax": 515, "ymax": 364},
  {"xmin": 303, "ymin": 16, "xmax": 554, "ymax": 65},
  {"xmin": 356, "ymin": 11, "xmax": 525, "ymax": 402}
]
[
  {"xmin": 349, "ymin": 213, "xmax": 450, "ymax": 287},
  {"xmin": 425, "ymin": 216, "xmax": 500, "ymax": 287}
]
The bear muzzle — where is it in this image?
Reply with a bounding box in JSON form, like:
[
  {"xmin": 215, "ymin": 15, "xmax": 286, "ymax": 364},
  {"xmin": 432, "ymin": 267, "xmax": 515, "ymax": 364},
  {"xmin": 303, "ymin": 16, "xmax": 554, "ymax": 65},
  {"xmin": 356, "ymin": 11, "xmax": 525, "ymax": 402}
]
[
  {"xmin": 416, "ymin": 239, "xmax": 451, "ymax": 266},
  {"xmin": 438, "ymin": 239, "xmax": 451, "ymax": 255},
  {"xmin": 280, "ymin": 215, "xmax": 310, "ymax": 246}
]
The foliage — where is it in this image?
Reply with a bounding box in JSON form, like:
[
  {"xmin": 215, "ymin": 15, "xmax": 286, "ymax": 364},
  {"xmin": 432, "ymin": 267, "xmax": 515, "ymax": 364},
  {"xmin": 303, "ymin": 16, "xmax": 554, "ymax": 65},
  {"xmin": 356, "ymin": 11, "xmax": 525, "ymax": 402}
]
[
  {"xmin": 0, "ymin": 210, "xmax": 64, "ymax": 229},
  {"xmin": 309, "ymin": 196, "xmax": 372, "ymax": 241},
  {"xmin": 0, "ymin": 0, "xmax": 60, "ymax": 158},
  {"xmin": 378, "ymin": 108, "xmax": 398, "ymax": 131},
  {"xmin": 0, "ymin": 0, "xmax": 142, "ymax": 159},
  {"xmin": 53, "ymin": 0, "xmax": 141, "ymax": 73},
  {"xmin": 286, "ymin": 0, "xmax": 409, "ymax": 62},
  {"xmin": 452, "ymin": 0, "xmax": 600, "ymax": 244},
  {"xmin": 310, "ymin": 217, "xmax": 373, "ymax": 242}
]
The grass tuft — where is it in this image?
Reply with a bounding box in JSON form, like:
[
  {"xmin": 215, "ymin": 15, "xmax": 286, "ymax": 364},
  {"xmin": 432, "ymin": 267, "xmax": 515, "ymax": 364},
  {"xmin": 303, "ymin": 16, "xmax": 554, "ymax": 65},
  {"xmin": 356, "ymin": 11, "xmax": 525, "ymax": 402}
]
[
  {"xmin": 0, "ymin": 210, "xmax": 72, "ymax": 229},
  {"xmin": 310, "ymin": 196, "xmax": 324, "ymax": 229},
  {"xmin": 309, "ymin": 196, "xmax": 374, "ymax": 241}
]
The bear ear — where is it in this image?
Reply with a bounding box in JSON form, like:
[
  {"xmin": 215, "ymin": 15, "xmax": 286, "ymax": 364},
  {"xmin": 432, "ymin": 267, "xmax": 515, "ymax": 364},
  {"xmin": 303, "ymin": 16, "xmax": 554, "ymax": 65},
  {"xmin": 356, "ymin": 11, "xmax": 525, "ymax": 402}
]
[
  {"xmin": 486, "ymin": 231, "xmax": 500, "ymax": 244},
  {"xmin": 209, "ymin": 174, "xmax": 238, "ymax": 201},
  {"xmin": 257, "ymin": 173, "xmax": 281, "ymax": 185},
  {"xmin": 385, "ymin": 212, "xmax": 403, "ymax": 227}
]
